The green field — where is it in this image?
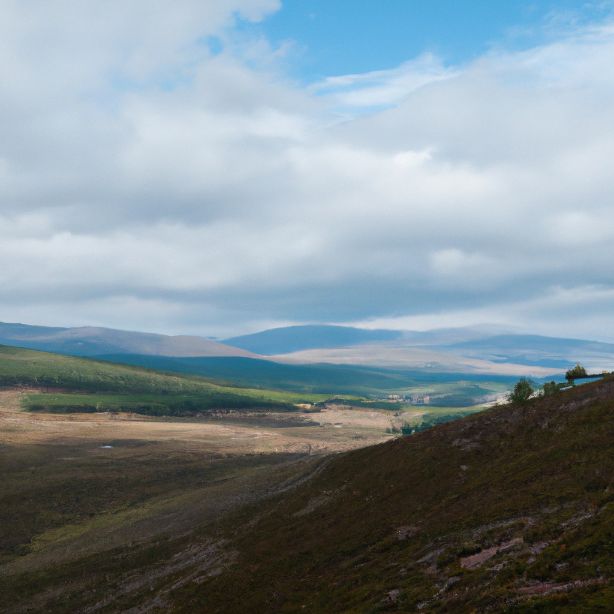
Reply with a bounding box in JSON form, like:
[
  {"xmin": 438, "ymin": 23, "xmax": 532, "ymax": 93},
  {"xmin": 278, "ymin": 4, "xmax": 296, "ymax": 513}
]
[
  {"xmin": 97, "ymin": 354, "xmax": 515, "ymax": 405},
  {"xmin": 1, "ymin": 344, "xmax": 505, "ymax": 418},
  {"xmin": 0, "ymin": 345, "xmax": 337, "ymax": 415}
]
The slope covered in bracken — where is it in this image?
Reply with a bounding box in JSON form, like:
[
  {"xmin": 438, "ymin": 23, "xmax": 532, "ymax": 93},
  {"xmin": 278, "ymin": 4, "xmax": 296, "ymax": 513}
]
[{"xmin": 169, "ymin": 379, "xmax": 613, "ymax": 612}]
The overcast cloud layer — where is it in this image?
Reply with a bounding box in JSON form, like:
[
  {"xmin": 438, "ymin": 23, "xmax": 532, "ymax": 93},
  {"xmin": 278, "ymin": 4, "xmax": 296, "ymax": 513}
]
[{"xmin": 1, "ymin": 1, "xmax": 614, "ymax": 339}]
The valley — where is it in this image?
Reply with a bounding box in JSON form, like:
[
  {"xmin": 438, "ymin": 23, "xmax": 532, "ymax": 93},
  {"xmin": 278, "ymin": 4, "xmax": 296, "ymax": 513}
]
[
  {"xmin": 0, "ymin": 329, "xmax": 611, "ymax": 612},
  {"xmin": 4, "ymin": 3, "xmax": 614, "ymax": 611},
  {"xmin": 1, "ymin": 373, "xmax": 611, "ymax": 612}
]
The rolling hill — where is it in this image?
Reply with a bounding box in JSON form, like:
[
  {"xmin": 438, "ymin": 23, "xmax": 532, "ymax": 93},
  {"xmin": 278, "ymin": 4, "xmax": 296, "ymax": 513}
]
[
  {"xmin": 0, "ymin": 321, "xmax": 255, "ymax": 358},
  {"xmin": 95, "ymin": 353, "xmax": 518, "ymax": 405},
  {"xmin": 0, "ymin": 345, "xmax": 325, "ymax": 414},
  {"xmin": 224, "ymin": 324, "xmax": 403, "ymax": 355}
]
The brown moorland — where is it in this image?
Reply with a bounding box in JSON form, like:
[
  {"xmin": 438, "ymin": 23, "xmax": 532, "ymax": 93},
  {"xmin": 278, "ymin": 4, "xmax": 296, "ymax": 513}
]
[{"xmin": 1, "ymin": 377, "xmax": 612, "ymax": 612}]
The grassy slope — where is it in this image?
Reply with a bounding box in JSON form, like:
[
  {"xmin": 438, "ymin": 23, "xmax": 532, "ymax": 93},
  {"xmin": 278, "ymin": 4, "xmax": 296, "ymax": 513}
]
[
  {"xmin": 166, "ymin": 379, "xmax": 613, "ymax": 612},
  {"xmin": 96, "ymin": 353, "xmax": 514, "ymax": 404},
  {"xmin": 2, "ymin": 378, "xmax": 611, "ymax": 612},
  {"xmin": 0, "ymin": 441, "xmax": 303, "ymax": 565},
  {"xmin": 164, "ymin": 380, "xmax": 613, "ymax": 612},
  {"xmin": 0, "ymin": 345, "xmax": 330, "ymax": 413}
]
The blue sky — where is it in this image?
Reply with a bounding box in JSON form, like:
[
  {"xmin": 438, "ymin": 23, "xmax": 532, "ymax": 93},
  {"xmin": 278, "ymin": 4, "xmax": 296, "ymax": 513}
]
[
  {"xmin": 1, "ymin": 0, "xmax": 614, "ymax": 339},
  {"xmin": 246, "ymin": 0, "xmax": 613, "ymax": 80}
]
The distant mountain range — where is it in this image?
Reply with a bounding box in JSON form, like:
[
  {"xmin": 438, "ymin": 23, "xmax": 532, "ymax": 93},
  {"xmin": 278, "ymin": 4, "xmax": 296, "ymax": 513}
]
[
  {"xmin": 223, "ymin": 324, "xmax": 515, "ymax": 355},
  {"xmin": 0, "ymin": 322, "xmax": 254, "ymax": 358},
  {"xmin": 224, "ymin": 324, "xmax": 403, "ymax": 354},
  {"xmin": 225, "ymin": 324, "xmax": 614, "ymax": 374},
  {"xmin": 441, "ymin": 334, "xmax": 614, "ymax": 369},
  {"xmin": 2, "ymin": 321, "xmax": 614, "ymax": 376}
]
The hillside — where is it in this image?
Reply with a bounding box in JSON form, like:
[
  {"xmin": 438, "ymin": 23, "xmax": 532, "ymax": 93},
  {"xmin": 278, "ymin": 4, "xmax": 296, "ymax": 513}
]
[
  {"xmin": 2, "ymin": 376, "xmax": 611, "ymax": 612},
  {"xmin": 0, "ymin": 345, "xmax": 322, "ymax": 414},
  {"xmin": 96, "ymin": 353, "xmax": 516, "ymax": 404},
  {"xmin": 0, "ymin": 321, "xmax": 255, "ymax": 358},
  {"xmin": 184, "ymin": 379, "xmax": 612, "ymax": 612},
  {"xmin": 442, "ymin": 334, "xmax": 614, "ymax": 370},
  {"xmin": 154, "ymin": 378, "xmax": 614, "ymax": 612},
  {"xmin": 225, "ymin": 324, "xmax": 403, "ymax": 354}
]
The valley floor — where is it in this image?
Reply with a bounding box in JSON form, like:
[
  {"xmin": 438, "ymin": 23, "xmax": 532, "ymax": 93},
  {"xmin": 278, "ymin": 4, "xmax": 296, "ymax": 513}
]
[
  {"xmin": 0, "ymin": 389, "xmax": 399, "ymax": 455},
  {"xmin": 0, "ymin": 388, "xmax": 401, "ymax": 612}
]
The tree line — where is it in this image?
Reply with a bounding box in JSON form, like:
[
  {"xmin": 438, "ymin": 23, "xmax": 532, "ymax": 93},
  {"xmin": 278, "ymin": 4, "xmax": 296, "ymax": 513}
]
[{"xmin": 509, "ymin": 363, "xmax": 598, "ymax": 404}]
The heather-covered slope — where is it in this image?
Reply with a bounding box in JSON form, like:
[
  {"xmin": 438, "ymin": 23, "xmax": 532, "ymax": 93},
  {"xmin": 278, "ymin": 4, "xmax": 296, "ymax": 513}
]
[{"xmin": 166, "ymin": 379, "xmax": 614, "ymax": 612}]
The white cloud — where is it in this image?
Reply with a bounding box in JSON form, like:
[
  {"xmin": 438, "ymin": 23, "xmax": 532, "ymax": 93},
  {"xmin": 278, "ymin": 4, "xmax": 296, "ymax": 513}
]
[
  {"xmin": 352, "ymin": 286, "xmax": 614, "ymax": 343},
  {"xmin": 310, "ymin": 53, "xmax": 456, "ymax": 113},
  {"xmin": 0, "ymin": 3, "xmax": 613, "ymax": 338}
]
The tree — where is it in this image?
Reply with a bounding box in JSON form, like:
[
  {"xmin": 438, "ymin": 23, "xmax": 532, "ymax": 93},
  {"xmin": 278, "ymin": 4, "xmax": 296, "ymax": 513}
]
[
  {"xmin": 565, "ymin": 363, "xmax": 587, "ymax": 383},
  {"xmin": 509, "ymin": 378, "xmax": 534, "ymax": 404}
]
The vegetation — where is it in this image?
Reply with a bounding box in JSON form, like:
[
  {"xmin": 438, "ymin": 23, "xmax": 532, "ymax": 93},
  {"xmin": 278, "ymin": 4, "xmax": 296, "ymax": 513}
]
[
  {"xmin": 508, "ymin": 377, "xmax": 534, "ymax": 404},
  {"xmin": 566, "ymin": 362, "xmax": 588, "ymax": 382},
  {"xmin": 0, "ymin": 345, "xmax": 331, "ymax": 413},
  {"xmin": 22, "ymin": 391, "xmax": 292, "ymax": 416},
  {"xmin": 1, "ymin": 373, "xmax": 612, "ymax": 612},
  {"xmin": 392, "ymin": 410, "xmax": 476, "ymax": 435},
  {"xmin": 543, "ymin": 380, "xmax": 567, "ymax": 396},
  {"xmin": 98, "ymin": 353, "xmax": 515, "ymax": 404}
]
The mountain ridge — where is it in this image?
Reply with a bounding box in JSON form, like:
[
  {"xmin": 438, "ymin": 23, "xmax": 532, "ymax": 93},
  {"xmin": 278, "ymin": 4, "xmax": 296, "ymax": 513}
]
[
  {"xmin": 224, "ymin": 324, "xmax": 404, "ymax": 355},
  {"xmin": 3, "ymin": 320, "xmax": 614, "ymax": 375},
  {"xmin": 0, "ymin": 321, "xmax": 256, "ymax": 358}
]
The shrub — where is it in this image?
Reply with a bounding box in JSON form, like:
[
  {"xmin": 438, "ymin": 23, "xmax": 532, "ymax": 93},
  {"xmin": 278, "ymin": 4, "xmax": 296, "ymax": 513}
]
[
  {"xmin": 543, "ymin": 381, "xmax": 565, "ymax": 396},
  {"xmin": 509, "ymin": 378, "xmax": 534, "ymax": 404}
]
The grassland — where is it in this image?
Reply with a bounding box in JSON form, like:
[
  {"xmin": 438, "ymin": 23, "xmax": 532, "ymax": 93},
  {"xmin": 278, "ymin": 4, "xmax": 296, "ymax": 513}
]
[
  {"xmin": 2, "ymin": 344, "xmax": 496, "ymax": 423},
  {"xmin": 0, "ymin": 386, "xmax": 396, "ymax": 593},
  {"xmin": 1, "ymin": 375, "xmax": 611, "ymax": 612},
  {"xmin": 99, "ymin": 353, "xmax": 515, "ymax": 404},
  {"xmin": 0, "ymin": 345, "xmax": 340, "ymax": 415},
  {"xmin": 5, "ymin": 342, "xmax": 566, "ymax": 613}
]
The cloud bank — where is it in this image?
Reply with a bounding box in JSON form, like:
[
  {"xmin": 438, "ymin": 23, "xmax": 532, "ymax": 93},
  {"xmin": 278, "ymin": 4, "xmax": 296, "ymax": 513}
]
[{"xmin": 1, "ymin": 2, "xmax": 613, "ymax": 339}]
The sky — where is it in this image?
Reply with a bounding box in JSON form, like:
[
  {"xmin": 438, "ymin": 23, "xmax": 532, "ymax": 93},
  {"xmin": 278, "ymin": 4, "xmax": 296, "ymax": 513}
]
[{"xmin": 1, "ymin": 0, "xmax": 614, "ymax": 339}]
